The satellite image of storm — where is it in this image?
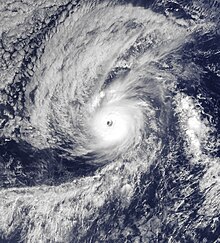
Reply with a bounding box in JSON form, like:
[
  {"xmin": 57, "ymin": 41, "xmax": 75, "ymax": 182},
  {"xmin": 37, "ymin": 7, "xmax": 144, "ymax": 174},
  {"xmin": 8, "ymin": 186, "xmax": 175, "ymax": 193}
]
[{"xmin": 0, "ymin": 0, "xmax": 219, "ymax": 242}]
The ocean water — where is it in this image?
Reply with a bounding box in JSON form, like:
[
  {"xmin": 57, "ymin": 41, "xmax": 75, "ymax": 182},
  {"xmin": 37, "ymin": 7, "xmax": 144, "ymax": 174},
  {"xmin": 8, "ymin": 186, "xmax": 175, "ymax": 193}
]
[{"xmin": 0, "ymin": 0, "xmax": 219, "ymax": 242}]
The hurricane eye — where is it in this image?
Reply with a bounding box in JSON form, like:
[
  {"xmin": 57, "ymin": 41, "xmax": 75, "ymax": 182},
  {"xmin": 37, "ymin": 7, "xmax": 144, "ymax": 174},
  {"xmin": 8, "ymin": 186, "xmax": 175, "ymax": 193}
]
[{"xmin": 107, "ymin": 120, "xmax": 113, "ymax": 126}]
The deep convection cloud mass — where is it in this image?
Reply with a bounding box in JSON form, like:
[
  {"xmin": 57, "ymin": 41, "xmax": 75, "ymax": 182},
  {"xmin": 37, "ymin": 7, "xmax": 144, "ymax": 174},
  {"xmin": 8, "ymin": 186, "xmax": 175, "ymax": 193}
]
[{"xmin": 0, "ymin": 0, "xmax": 219, "ymax": 242}]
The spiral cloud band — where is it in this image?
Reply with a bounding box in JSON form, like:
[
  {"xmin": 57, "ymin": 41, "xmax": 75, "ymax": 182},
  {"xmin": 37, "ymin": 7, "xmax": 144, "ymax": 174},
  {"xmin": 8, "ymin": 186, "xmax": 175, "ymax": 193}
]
[
  {"xmin": 0, "ymin": 0, "xmax": 219, "ymax": 242},
  {"xmin": 23, "ymin": 4, "xmax": 181, "ymax": 164}
]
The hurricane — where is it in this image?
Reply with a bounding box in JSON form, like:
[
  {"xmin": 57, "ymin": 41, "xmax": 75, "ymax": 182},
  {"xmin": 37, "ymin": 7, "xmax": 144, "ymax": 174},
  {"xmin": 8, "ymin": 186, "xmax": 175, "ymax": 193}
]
[{"xmin": 0, "ymin": 0, "xmax": 219, "ymax": 242}]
